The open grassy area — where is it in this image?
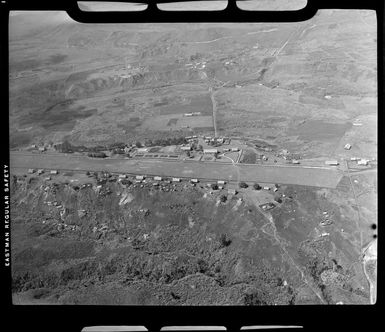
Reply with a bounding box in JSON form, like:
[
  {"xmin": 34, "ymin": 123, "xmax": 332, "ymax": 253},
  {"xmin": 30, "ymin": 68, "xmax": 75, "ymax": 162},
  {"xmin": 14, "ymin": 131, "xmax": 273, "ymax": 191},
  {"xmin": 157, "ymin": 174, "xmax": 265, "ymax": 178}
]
[{"xmin": 9, "ymin": 10, "xmax": 376, "ymax": 161}]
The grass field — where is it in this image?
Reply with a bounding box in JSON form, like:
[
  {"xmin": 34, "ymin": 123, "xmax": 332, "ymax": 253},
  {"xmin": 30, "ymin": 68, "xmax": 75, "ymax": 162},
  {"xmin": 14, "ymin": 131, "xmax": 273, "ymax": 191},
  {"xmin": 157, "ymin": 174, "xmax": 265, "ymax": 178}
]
[{"xmin": 141, "ymin": 114, "xmax": 213, "ymax": 131}]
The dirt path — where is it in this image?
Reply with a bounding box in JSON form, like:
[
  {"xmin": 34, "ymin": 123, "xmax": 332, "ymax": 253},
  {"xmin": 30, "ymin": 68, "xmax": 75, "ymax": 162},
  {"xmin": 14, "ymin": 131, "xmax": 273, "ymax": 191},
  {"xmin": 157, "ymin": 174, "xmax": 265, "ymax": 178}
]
[
  {"xmin": 344, "ymin": 160, "xmax": 375, "ymax": 302},
  {"xmin": 209, "ymin": 87, "xmax": 218, "ymax": 137},
  {"xmin": 362, "ymin": 239, "xmax": 377, "ymax": 304},
  {"xmin": 345, "ymin": 161, "xmax": 364, "ymax": 251}
]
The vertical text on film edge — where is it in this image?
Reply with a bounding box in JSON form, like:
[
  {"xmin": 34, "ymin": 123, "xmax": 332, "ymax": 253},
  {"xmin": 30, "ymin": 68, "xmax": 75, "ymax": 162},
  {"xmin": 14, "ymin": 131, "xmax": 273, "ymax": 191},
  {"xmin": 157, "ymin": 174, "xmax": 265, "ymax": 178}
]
[{"xmin": 4, "ymin": 165, "xmax": 10, "ymax": 267}]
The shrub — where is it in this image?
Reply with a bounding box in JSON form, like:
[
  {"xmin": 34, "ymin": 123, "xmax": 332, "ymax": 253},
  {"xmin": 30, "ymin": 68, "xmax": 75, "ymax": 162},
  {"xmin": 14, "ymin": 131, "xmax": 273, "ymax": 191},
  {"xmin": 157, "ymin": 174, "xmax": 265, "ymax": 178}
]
[
  {"xmin": 274, "ymin": 197, "xmax": 283, "ymax": 204},
  {"xmin": 253, "ymin": 183, "xmax": 261, "ymax": 190},
  {"xmin": 197, "ymin": 259, "xmax": 209, "ymax": 273},
  {"xmin": 219, "ymin": 233, "xmax": 232, "ymax": 247},
  {"xmin": 243, "ymin": 292, "xmax": 268, "ymax": 305},
  {"xmin": 239, "ymin": 181, "xmax": 248, "ymax": 188}
]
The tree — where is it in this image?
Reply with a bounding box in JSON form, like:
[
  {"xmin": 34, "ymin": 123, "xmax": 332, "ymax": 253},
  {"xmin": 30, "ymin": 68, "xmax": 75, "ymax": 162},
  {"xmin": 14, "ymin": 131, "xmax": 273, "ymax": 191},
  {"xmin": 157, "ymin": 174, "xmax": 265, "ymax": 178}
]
[
  {"xmin": 239, "ymin": 181, "xmax": 248, "ymax": 188},
  {"xmin": 274, "ymin": 196, "xmax": 283, "ymax": 204},
  {"xmin": 144, "ymin": 139, "xmax": 153, "ymax": 147},
  {"xmin": 135, "ymin": 141, "xmax": 143, "ymax": 148},
  {"xmin": 253, "ymin": 183, "xmax": 261, "ymax": 190},
  {"xmin": 57, "ymin": 140, "xmax": 73, "ymax": 153},
  {"xmin": 211, "ymin": 183, "xmax": 219, "ymax": 190},
  {"xmin": 219, "ymin": 195, "xmax": 227, "ymax": 203},
  {"xmin": 198, "ymin": 144, "xmax": 203, "ymax": 151},
  {"xmin": 121, "ymin": 179, "xmax": 132, "ymax": 186}
]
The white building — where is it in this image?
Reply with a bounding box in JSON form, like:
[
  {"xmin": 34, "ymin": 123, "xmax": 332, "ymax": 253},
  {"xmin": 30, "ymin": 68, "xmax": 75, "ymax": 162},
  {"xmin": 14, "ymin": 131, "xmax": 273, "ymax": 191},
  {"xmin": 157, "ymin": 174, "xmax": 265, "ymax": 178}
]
[
  {"xmin": 325, "ymin": 160, "xmax": 339, "ymax": 166},
  {"xmin": 181, "ymin": 146, "xmax": 191, "ymax": 151},
  {"xmin": 228, "ymin": 189, "xmax": 237, "ymax": 195},
  {"xmin": 154, "ymin": 176, "xmax": 162, "ymax": 181},
  {"xmin": 292, "ymin": 159, "xmax": 300, "ymax": 164},
  {"xmin": 37, "ymin": 169, "xmax": 44, "ymax": 175},
  {"xmin": 38, "ymin": 146, "xmax": 46, "ymax": 152},
  {"xmin": 263, "ymin": 186, "xmax": 270, "ymax": 190},
  {"xmin": 172, "ymin": 177, "xmax": 181, "ymax": 182},
  {"xmin": 358, "ymin": 159, "xmax": 369, "ymax": 166},
  {"xmin": 50, "ymin": 170, "xmax": 58, "ymax": 175},
  {"xmin": 119, "ymin": 174, "xmax": 127, "ymax": 179},
  {"xmin": 191, "ymin": 178, "xmax": 199, "ymax": 183},
  {"xmin": 137, "ymin": 148, "xmax": 149, "ymax": 153},
  {"xmin": 136, "ymin": 175, "xmax": 145, "ymax": 180},
  {"xmin": 28, "ymin": 168, "xmax": 35, "ymax": 174},
  {"xmin": 184, "ymin": 113, "xmax": 193, "ymax": 117},
  {"xmin": 231, "ymin": 147, "xmax": 239, "ymax": 152},
  {"xmin": 344, "ymin": 143, "xmax": 352, "ymax": 150},
  {"xmin": 203, "ymin": 148, "xmax": 218, "ymax": 154},
  {"xmin": 217, "ymin": 180, "xmax": 226, "ymax": 185}
]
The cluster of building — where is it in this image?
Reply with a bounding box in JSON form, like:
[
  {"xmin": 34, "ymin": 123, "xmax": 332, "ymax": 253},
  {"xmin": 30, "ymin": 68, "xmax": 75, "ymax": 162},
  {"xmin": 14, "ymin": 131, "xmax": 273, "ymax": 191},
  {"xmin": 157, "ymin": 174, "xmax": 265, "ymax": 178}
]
[
  {"xmin": 116, "ymin": 173, "xmax": 240, "ymax": 196},
  {"xmin": 350, "ymin": 157, "xmax": 370, "ymax": 166},
  {"xmin": 30, "ymin": 144, "xmax": 50, "ymax": 153},
  {"xmin": 320, "ymin": 211, "xmax": 333, "ymax": 227},
  {"xmin": 27, "ymin": 168, "xmax": 58, "ymax": 181},
  {"xmin": 185, "ymin": 61, "xmax": 207, "ymax": 70},
  {"xmin": 276, "ymin": 149, "xmax": 301, "ymax": 163},
  {"xmin": 260, "ymin": 202, "xmax": 276, "ymax": 211},
  {"xmin": 325, "ymin": 143, "xmax": 353, "ymax": 166},
  {"xmin": 203, "ymin": 136, "xmax": 231, "ymax": 145},
  {"xmin": 180, "ymin": 135, "xmax": 199, "ymax": 151},
  {"xmin": 28, "ymin": 168, "xmax": 58, "ymax": 175},
  {"xmin": 343, "ymin": 143, "xmax": 372, "ymax": 166}
]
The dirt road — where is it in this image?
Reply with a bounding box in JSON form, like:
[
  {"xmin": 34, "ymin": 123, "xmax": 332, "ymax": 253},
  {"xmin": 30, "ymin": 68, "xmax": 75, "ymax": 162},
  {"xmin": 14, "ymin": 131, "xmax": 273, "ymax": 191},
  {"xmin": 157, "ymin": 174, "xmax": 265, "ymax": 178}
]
[{"xmin": 10, "ymin": 151, "xmax": 343, "ymax": 188}]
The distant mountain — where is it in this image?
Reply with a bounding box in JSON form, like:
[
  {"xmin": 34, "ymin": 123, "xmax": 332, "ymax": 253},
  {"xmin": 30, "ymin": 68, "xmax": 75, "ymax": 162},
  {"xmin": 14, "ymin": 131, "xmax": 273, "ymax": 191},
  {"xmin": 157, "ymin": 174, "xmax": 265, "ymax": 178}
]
[{"xmin": 9, "ymin": 11, "xmax": 73, "ymax": 40}]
